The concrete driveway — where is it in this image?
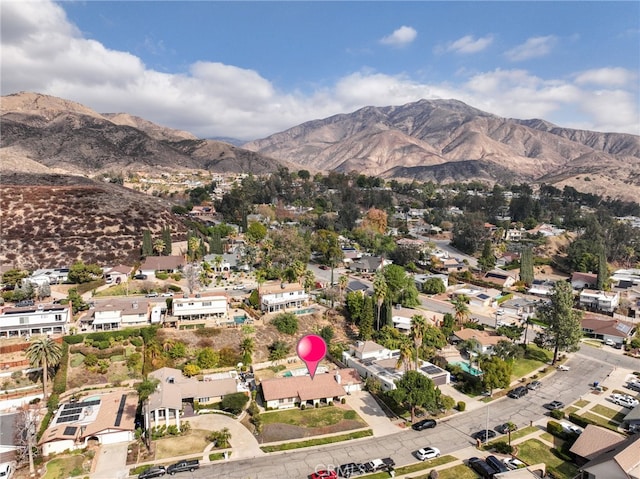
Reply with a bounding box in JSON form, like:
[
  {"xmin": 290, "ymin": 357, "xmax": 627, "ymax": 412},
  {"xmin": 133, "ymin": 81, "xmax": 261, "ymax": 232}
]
[
  {"xmin": 92, "ymin": 442, "xmax": 129, "ymax": 479},
  {"xmin": 345, "ymin": 390, "xmax": 402, "ymax": 436},
  {"xmin": 188, "ymin": 413, "xmax": 264, "ymax": 459}
]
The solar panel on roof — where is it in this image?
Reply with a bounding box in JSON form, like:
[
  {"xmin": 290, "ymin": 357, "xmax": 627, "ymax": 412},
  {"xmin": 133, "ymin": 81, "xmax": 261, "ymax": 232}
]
[
  {"xmin": 78, "ymin": 399, "xmax": 100, "ymax": 407},
  {"xmin": 421, "ymin": 365, "xmax": 442, "ymax": 375},
  {"xmin": 59, "ymin": 408, "xmax": 82, "ymax": 416},
  {"xmin": 114, "ymin": 394, "xmax": 127, "ymax": 427},
  {"xmin": 56, "ymin": 414, "xmax": 80, "ymax": 423},
  {"xmin": 63, "ymin": 426, "xmax": 77, "ymax": 436}
]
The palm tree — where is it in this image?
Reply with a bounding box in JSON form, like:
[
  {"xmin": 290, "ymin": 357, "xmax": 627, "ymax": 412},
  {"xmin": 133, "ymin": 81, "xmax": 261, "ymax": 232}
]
[
  {"xmin": 373, "ymin": 271, "xmax": 388, "ymax": 331},
  {"xmin": 338, "ymin": 275, "xmax": 348, "ymax": 302},
  {"xmin": 410, "ymin": 315, "xmax": 428, "ymax": 371},
  {"xmin": 452, "ymin": 295, "xmax": 471, "ymax": 326},
  {"xmin": 240, "ymin": 337, "xmax": 255, "ymax": 365},
  {"xmin": 396, "ymin": 341, "xmax": 413, "ymax": 372},
  {"xmin": 505, "ymin": 421, "xmax": 517, "ymax": 445},
  {"xmin": 25, "ymin": 337, "xmax": 62, "ymax": 401},
  {"xmin": 162, "ymin": 338, "xmax": 175, "ymax": 353},
  {"xmin": 153, "ymin": 239, "xmax": 166, "ymax": 256}
]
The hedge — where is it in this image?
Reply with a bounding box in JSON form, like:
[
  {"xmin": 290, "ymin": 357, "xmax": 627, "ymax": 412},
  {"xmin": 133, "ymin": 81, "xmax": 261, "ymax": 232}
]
[
  {"xmin": 62, "ymin": 326, "xmax": 158, "ymax": 345},
  {"xmin": 568, "ymin": 412, "xmax": 597, "ymax": 429},
  {"xmin": 70, "ymin": 345, "xmax": 125, "ymax": 360},
  {"xmin": 547, "ymin": 420, "xmax": 564, "ymax": 437}
]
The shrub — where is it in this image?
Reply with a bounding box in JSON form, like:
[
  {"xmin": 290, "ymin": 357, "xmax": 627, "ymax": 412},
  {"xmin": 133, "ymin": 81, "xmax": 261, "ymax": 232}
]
[
  {"xmin": 569, "ymin": 413, "xmax": 596, "ymax": 428},
  {"xmin": 457, "ymin": 401, "xmax": 466, "ymax": 411},
  {"xmin": 52, "ymin": 343, "xmax": 69, "ymax": 395},
  {"xmin": 271, "ymin": 313, "xmax": 299, "ymax": 335},
  {"xmin": 155, "ymin": 272, "xmax": 169, "ymax": 280},
  {"xmin": 96, "ymin": 341, "xmax": 110, "ymax": 350},
  {"xmin": 220, "ymin": 392, "xmax": 249, "ymax": 415},
  {"xmin": 84, "ymin": 353, "xmax": 98, "ymax": 367},
  {"xmin": 550, "ymin": 408, "xmax": 565, "ymax": 420},
  {"xmin": 341, "ymin": 398, "xmax": 346, "ymax": 405},
  {"xmin": 315, "ymin": 402, "xmax": 319, "ymax": 408},
  {"xmin": 168, "ymin": 284, "xmax": 182, "ymax": 292},
  {"xmin": 547, "ymin": 420, "xmax": 564, "ymax": 437},
  {"xmin": 130, "ymin": 337, "xmax": 143, "ymax": 347},
  {"xmin": 300, "ymin": 404, "xmax": 306, "ymax": 410},
  {"xmin": 194, "ymin": 328, "xmax": 221, "ymax": 338},
  {"xmin": 493, "ymin": 441, "xmax": 513, "ymax": 454},
  {"xmin": 63, "ymin": 335, "xmax": 84, "ymax": 345}
]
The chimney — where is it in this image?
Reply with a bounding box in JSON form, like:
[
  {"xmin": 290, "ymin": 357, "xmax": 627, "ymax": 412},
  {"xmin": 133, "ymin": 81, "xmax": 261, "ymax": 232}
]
[{"xmin": 335, "ymin": 372, "xmax": 341, "ymax": 384}]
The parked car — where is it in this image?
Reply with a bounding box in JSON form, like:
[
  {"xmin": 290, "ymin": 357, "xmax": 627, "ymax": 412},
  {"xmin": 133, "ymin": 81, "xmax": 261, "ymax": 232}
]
[
  {"xmin": 467, "ymin": 457, "xmax": 497, "ymax": 479},
  {"xmin": 508, "ymin": 386, "xmax": 528, "ymax": 399},
  {"xmin": 335, "ymin": 463, "xmax": 365, "ymax": 478},
  {"xmin": 560, "ymin": 422, "xmax": 583, "ymax": 435},
  {"xmin": 610, "ymin": 394, "xmax": 639, "ymax": 408},
  {"xmin": 471, "ymin": 429, "xmax": 497, "ymax": 442},
  {"xmin": 0, "ymin": 463, "xmax": 13, "ymax": 479},
  {"xmin": 503, "ymin": 458, "xmax": 526, "ymax": 470},
  {"xmin": 626, "ymin": 381, "xmax": 640, "ymax": 393},
  {"xmin": 145, "ymin": 292, "xmax": 159, "ymax": 298},
  {"xmin": 133, "ymin": 274, "xmax": 148, "ymax": 280},
  {"xmin": 166, "ymin": 459, "xmax": 199, "ymax": 475},
  {"xmin": 232, "ymin": 284, "xmax": 246, "ymax": 290},
  {"xmin": 527, "ymin": 380, "xmax": 542, "ymax": 390},
  {"xmin": 486, "ymin": 455, "xmax": 509, "ymax": 474},
  {"xmin": 557, "ymin": 364, "xmax": 570, "ymax": 371},
  {"xmin": 415, "ymin": 446, "xmax": 441, "ymax": 461},
  {"xmin": 544, "ymin": 400, "xmax": 565, "ymax": 410},
  {"xmin": 160, "ymin": 292, "xmax": 174, "ymax": 297},
  {"xmin": 363, "ymin": 458, "xmax": 395, "ymax": 473},
  {"xmin": 495, "ymin": 423, "xmax": 514, "ymax": 434},
  {"xmin": 138, "ymin": 466, "xmax": 166, "ymax": 479},
  {"xmin": 310, "ymin": 470, "xmax": 337, "ymax": 479},
  {"xmin": 412, "ymin": 419, "xmax": 437, "ymax": 431}
]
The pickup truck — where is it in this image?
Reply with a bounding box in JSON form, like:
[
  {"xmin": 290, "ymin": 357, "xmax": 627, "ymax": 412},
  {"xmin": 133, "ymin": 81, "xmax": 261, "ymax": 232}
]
[
  {"xmin": 166, "ymin": 460, "xmax": 199, "ymax": 475},
  {"xmin": 363, "ymin": 458, "xmax": 395, "ymax": 473}
]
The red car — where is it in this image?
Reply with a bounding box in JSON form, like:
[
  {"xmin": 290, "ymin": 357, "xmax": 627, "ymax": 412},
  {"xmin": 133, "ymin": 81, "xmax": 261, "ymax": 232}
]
[{"xmin": 310, "ymin": 471, "xmax": 337, "ymax": 479}]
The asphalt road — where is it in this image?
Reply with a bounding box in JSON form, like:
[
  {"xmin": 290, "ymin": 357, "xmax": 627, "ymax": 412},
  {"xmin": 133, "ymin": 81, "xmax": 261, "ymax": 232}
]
[{"xmin": 185, "ymin": 351, "xmax": 622, "ymax": 479}]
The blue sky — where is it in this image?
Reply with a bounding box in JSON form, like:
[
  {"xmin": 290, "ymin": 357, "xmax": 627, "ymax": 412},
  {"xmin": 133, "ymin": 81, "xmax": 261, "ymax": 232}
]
[{"xmin": 2, "ymin": 1, "xmax": 639, "ymax": 140}]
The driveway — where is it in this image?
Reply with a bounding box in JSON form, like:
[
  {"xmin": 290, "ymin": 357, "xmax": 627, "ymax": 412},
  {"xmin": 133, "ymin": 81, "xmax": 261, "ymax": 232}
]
[
  {"xmin": 92, "ymin": 442, "xmax": 129, "ymax": 479},
  {"xmin": 345, "ymin": 390, "xmax": 402, "ymax": 436},
  {"xmin": 188, "ymin": 413, "xmax": 264, "ymax": 459}
]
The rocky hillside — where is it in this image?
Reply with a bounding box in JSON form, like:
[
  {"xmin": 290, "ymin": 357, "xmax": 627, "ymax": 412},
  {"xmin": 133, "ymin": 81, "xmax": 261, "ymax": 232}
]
[
  {"xmin": 0, "ymin": 92, "xmax": 288, "ymax": 176},
  {"xmin": 0, "ymin": 173, "xmax": 188, "ymax": 270},
  {"xmin": 244, "ymin": 99, "xmax": 640, "ymax": 201}
]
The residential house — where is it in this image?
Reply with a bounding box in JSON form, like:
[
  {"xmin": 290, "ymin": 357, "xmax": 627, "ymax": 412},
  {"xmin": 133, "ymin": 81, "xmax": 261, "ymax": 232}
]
[
  {"xmin": 138, "ymin": 256, "xmax": 185, "ymax": 277},
  {"xmin": 610, "ymin": 269, "xmax": 640, "ymax": 288},
  {"xmin": 23, "ymin": 268, "xmax": 69, "ymax": 287},
  {"xmin": 451, "ymin": 286, "xmax": 501, "ymax": 308},
  {"xmin": 578, "ymin": 434, "xmax": 640, "ymax": 478},
  {"xmin": 414, "ymin": 274, "xmax": 449, "ymax": 292},
  {"xmin": 452, "ymin": 329, "xmax": 508, "ymax": 355},
  {"xmin": 623, "ymin": 404, "xmax": 640, "ymax": 433},
  {"xmin": 346, "ymin": 280, "xmax": 371, "ymax": 295},
  {"xmin": 569, "ymin": 424, "xmax": 627, "ymax": 466},
  {"xmin": 260, "ymin": 369, "xmax": 361, "ymax": 409},
  {"xmin": 528, "ymin": 279, "xmax": 556, "ymax": 297},
  {"xmin": 39, "ymin": 392, "xmax": 137, "ymax": 456},
  {"xmin": 349, "ymin": 256, "xmax": 390, "ymax": 275},
  {"xmin": 259, "ymin": 282, "xmax": 309, "ymax": 313},
  {"xmin": 341, "ymin": 341, "xmax": 450, "ymax": 390},
  {"xmin": 0, "ymin": 303, "xmax": 71, "ymax": 338},
  {"xmin": 391, "ymin": 306, "xmax": 437, "ymax": 333},
  {"xmin": 433, "ymin": 257, "xmax": 466, "ymax": 274},
  {"xmin": 572, "ymin": 272, "xmax": 598, "ymax": 290},
  {"xmin": 496, "ymin": 252, "xmax": 520, "ymax": 268},
  {"xmin": 84, "ymin": 299, "xmax": 165, "ymax": 331},
  {"xmin": 505, "ymin": 228, "xmax": 526, "ymax": 241},
  {"xmin": 500, "ymin": 297, "xmax": 541, "ymax": 318},
  {"xmin": 579, "ymin": 289, "xmax": 620, "ymax": 313},
  {"xmin": 483, "ymin": 269, "xmax": 518, "ymax": 289},
  {"xmin": 529, "ymin": 223, "xmax": 566, "ymax": 237},
  {"xmin": 581, "ymin": 314, "xmax": 635, "ymax": 347},
  {"xmin": 103, "ymin": 265, "xmax": 132, "ymax": 285},
  {"xmin": 172, "ymin": 293, "xmax": 228, "ymax": 321},
  {"xmin": 143, "ymin": 367, "xmax": 242, "ymax": 432}
]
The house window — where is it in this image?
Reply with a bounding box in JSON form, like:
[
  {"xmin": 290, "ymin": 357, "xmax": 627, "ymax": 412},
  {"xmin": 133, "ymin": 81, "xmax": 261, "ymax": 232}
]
[
  {"xmin": 203, "ymin": 302, "xmax": 212, "ymax": 306},
  {"xmin": 198, "ymin": 397, "xmax": 209, "ymax": 402},
  {"xmin": 176, "ymin": 303, "xmax": 183, "ymax": 308},
  {"xmin": 188, "ymin": 302, "xmax": 195, "ymax": 306},
  {"xmin": 55, "ymin": 314, "xmax": 63, "ymax": 321},
  {"xmin": 19, "ymin": 317, "xmax": 28, "ymax": 324}
]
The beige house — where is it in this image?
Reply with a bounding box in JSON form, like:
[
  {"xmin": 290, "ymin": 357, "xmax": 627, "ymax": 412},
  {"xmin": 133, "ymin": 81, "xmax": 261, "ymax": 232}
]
[
  {"xmin": 569, "ymin": 424, "xmax": 627, "ymax": 466},
  {"xmin": 260, "ymin": 369, "xmax": 361, "ymax": 409},
  {"xmin": 579, "ymin": 434, "xmax": 640, "ymax": 478},
  {"xmin": 452, "ymin": 329, "xmax": 508, "ymax": 355},
  {"xmin": 259, "ymin": 282, "xmax": 309, "ymax": 313}
]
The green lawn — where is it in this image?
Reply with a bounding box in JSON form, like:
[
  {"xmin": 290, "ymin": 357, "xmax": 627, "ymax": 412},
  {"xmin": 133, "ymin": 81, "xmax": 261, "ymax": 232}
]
[
  {"xmin": 261, "ymin": 406, "xmax": 366, "ymax": 427},
  {"xmin": 590, "ymin": 404, "xmax": 627, "ymax": 422},
  {"xmin": 581, "ymin": 412, "xmax": 624, "ymax": 430},
  {"xmin": 574, "ymin": 399, "xmax": 590, "ymax": 408},
  {"xmin": 259, "ymin": 430, "xmax": 372, "ymax": 452},
  {"xmin": 429, "ymin": 464, "xmax": 480, "ymax": 479},
  {"xmin": 43, "ymin": 455, "xmax": 87, "ymax": 479},
  {"xmin": 516, "ymin": 438, "xmax": 578, "ymax": 479}
]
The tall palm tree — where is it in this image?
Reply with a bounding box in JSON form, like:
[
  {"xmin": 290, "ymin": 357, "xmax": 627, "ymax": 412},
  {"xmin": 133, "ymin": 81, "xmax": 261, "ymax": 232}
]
[
  {"xmin": 410, "ymin": 315, "xmax": 428, "ymax": 371},
  {"xmin": 25, "ymin": 337, "xmax": 62, "ymax": 401},
  {"xmin": 505, "ymin": 421, "xmax": 517, "ymax": 445},
  {"xmin": 452, "ymin": 295, "xmax": 471, "ymax": 326},
  {"xmin": 240, "ymin": 337, "xmax": 255, "ymax": 365},
  {"xmin": 153, "ymin": 239, "xmax": 166, "ymax": 256},
  {"xmin": 395, "ymin": 341, "xmax": 413, "ymax": 372},
  {"xmin": 338, "ymin": 275, "xmax": 348, "ymax": 303},
  {"xmin": 373, "ymin": 271, "xmax": 388, "ymax": 331}
]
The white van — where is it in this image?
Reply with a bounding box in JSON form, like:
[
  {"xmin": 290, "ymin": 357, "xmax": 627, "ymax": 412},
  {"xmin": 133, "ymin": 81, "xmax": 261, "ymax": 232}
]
[{"xmin": 0, "ymin": 463, "xmax": 13, "ymax": 479}]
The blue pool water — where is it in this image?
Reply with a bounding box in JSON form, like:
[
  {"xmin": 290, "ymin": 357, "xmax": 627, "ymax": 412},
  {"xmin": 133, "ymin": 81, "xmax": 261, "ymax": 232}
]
[
  {"xmin": 234, "ymin": 315, "xmax": 247, "ymax": 324},
  {"xmin": 450, "ymin": 361, "xmax": 483, "ymax": 376}
]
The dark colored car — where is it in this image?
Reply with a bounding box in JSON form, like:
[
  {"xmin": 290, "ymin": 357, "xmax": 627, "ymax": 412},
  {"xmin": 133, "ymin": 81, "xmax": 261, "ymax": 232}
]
[
  {"xmin": 412, "ymin": 419, "xmax": 437, "ymax": 431},
  {"xmin": 133, "ymin": 274, "xmax": 148, "ymax": 280},
  {"xmin": 508, "ymin": 386, "xmax": 528, "ymax": 399},
  {"xmin": 336, "ymin": 463, "xmax": 365, "ymax": 478},
  {"xmin": 138, "ymin": 466, "xmax": 166, "ymax": 479},
  {"xmin": 495, "ymin": 423, "xmax": 513, "ymax": 434},
  {"xmin": 544, "ymin": 400, "xmax": 565, "ymax": 410},
  {"xmin": 467, "ymin": 457, "xmax": 497, "ymax": 479},
  {"xmin": 471, "ymin": 429, "xmax": 497, "ymax": 442},
  {"xmin": 486, "ymin": 455, "xmax": 509, "ymax": 474}
]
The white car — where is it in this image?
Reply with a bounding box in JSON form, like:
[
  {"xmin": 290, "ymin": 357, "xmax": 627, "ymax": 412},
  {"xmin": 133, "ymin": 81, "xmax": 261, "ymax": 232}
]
[
  {"xmin": 160, "ymin": 292, "xmax": 174, "ymax": 297},
  {"xmin": 557, "ymin": 365, "xmax": 570, "ymax": 371},
  {"xmin": 503, "ymin": 458, "xmax": 526, "ymax": 470},
  {"xmin": 232, "ymin": 284, "xmax": 246, "ymax": 290},
  {"xmin": 560, "ymin": 422, "xmax": 583, "ymax": 435},
  {"xmin": 610, "ymin": 394, "xmax": 639, "ymax": 408},
  {"xmin": 415, "ymin": 446, "xmax": 441, "ymax": 461}
]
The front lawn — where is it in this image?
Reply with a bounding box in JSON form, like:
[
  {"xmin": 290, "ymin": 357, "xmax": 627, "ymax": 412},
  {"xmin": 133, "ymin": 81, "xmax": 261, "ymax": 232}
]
[
  {"xmin": 432, "ymin": 463, "xmax": 481, "ymax": 479},
  {"xmin": 590, "ymin": 404, "xmax": 627, "ymax": 421},
  {"xmin": 259, "ymin": 429, "xmax": 372, "ymax": 452},
  {"xmin": 261, "ymin": 406, "xmax": 366, "ymax": 427},
  {"xmin": 154, "ymin": 429, "xmax": 210, "ymax": 459},
  {"xmin": 581, "ymin": 412, "xmax": 624, "ymax": 430},
  {"xmin": 43, "ymin": 454, "xmax": 87, "ymax": 479},
  {"xmin": 516, "ymin": 438, "xmax": 578, "ymax": 479}
]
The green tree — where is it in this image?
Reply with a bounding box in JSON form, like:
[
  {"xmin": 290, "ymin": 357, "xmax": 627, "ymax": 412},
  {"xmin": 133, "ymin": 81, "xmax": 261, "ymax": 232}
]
[
  {"xmin": 314, "ymin": 230, "xmax": 344, "ymax": 305},
  {"xmin": 479, "ymin": 355, "xmax": 512, "ymax": 395},
  {"xmin": 197, "ymin": 348, "xmax": 219, "ymax": 369},
  {"xmin": 25, "ymin": 337, "xmax": 62, "ymax": 401},
  {"xmin": 373, "ymin": 271, "xmax": 388, "ymax": 331},
  {"xmin": 359, "ymin": 296, "xmax": 375, "ymax": 340},
  {"xmin": 410, "ymin": 315, "xmax": 428, "ymax": 371},
  {"xmin": 395, "ymin": 342, "xmax": 414, "ymax": 372},
  {"xmin": 135, "ymin": 377, "xmax": 160, "ymax": 401},
  {"xmin": 452, "ymin": 295, "xmax": 471, "ymax": 326},
  {"xmin": 240, "ymin": 337, "xmax": 255, "ymax": 365},
  {"xmin": 1, "ymin": 269, "xmax": 28, "ymax": 287},
  {"xmin": 153, "ymin": 239, "xmax": 166, "ymax": 256},
  {"xmin": 390, "ymin": 370, "xmax": 439, "ymax": 423},
  {"xmin": 519, "ymin": 247, "xmax": 534, "ymax": 286},
  {"xmin": 246, "ymin": 222, "xmax": 268, "ymax": 243},
  {"xmin": 504, "ymin": 421, "xmax": 517, "ymax": 445},
  {"xmin": 271, "ymin": 313, "xmax": 299, "ymax": 335},
  {"xmin": 207, "ymin": 428, "xmax": 232, "ymax": 448},
  {"xmin": 383, "ymin": 264, "xmax": 420, "ymax": 307},
  {"xmin": 478, "ymin": 240, "xmax": 496, "ymax": 272},
  {"xmin": 422, "ymin": 278, "xmax": 446, "ymax": 295},
  {"xmin": 441, "ymin": 313, "xmax": 455, "ymax": 338},
  {"xmin": 496, "ymin": 324, "xmax": 525, "ymax": 342},
  {"xmin": 268, "ymin": 341, "xmax": 290, "ymax": 361},
  {"xmin": 168, "ymin": 342, "xmax": 187, "ymax": 360},
  {"xmin": 535, "ymin": 281, "xmax": 583, "ymax": 364},
  {"xmin": 319, "ymin": 326, "xmax": 334, "ymax": 344},
  {"xmin": 162, "ymin": 227, "xmax": 172, "ymax": 255},
  {"xmin": 183, "ymin": 363, "xmax": 201, "ymax": 377},
  {"xmin": 67, "ymin": 261, "xmax": 102, "ymax": 284},
  {"xmin": 597, "ymin": 248, "xmax": 608, "ymax": 290},
  {"xmin": 220, "ymin": 393, "xmax": 249, "ymax": 415},
  {"xmin": 142, "ymin": 230, "xmax": 153, "ymax": 257}
]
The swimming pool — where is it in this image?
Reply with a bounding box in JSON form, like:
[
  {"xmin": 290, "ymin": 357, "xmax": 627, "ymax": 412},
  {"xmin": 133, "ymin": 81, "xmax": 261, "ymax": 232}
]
[
  {"xmin": 449, "ymin": 360, "xmax": 483, "ymax": 376},
  {"xmin": 234, "ymin": 315, "xmax": 247, "ymax": 324}
]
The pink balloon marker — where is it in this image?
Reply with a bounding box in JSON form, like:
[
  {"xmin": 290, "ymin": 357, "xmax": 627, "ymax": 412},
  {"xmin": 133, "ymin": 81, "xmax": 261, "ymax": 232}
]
[{"xmin": 296, "ymin": 334, "xmax": 327, "ymax": 379}]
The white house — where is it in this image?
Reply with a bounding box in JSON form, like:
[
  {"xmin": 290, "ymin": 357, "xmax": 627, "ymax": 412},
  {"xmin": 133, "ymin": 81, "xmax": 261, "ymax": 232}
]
[
  {"xmin": 579, "ymin": 289, "xmax": 620, "ymax": 313},
  {"xmin": 414, "ymin": 274, "xmax": 449, "ymax": 292},
  {"xmin": 452, "ymin": 329, "xmax": 508, "ymax": 356},
  {"xmin": 138, "ymin": 256, "xmax": 185, "ymax": 278},
  {"xmin": 85, "ymin": 299, "xmax": 166, "ymax": 331},
  {"xmin": 259, "ymin": 282, "xmax": 309, "ymax": 313},
  {"xmin": 103, "ymin": 265, "xmax": 132, "ymax": 285},
  {"xmin": 0, "ymin": 303, "xmax": 71, "ymax": 338},
  {"xmin": 23, "ymin": 268, "xmax": 69, "ymax": 287},
  {"xmin": 39, "ymin": 392, "xmax": 137, "ymax": 456},
  {"xmin": 171, "ymin": 293, "xmax": 228, "ymax": 321}
]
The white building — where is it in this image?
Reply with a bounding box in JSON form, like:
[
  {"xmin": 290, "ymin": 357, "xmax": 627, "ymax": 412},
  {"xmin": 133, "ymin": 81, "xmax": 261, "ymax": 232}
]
[
  {"xmin": 259, "ymin": 282, "xmax": 309, "ymax": 313},
  {"xmin": 579, "ymin": 289, "xmax": 620, "ymax": 313},
  {"xmin": 86, "ymin": 299, "xmax": 166, "ymax": 331},
  {"xmin": 172, "ymin": 293, "xmax": 228, "ymax": 320},
  {"xmin": 0, "ymin": 303, "xmax": 71, "ymax": 338}
]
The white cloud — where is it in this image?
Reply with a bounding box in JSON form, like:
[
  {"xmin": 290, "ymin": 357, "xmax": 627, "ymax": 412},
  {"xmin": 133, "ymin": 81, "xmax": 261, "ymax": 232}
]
[
  {"xmin": 441, "ymin": 35, "xmax": 493, "ymax": 54},
  {"xmin": 575, "ymin": 67, "xmax": 636, "ymax": 87},
  {"xmin": 1, "ymin": 1, "xmax": 637, "ymax": 139},
  {"xmin": 505, "ymin": 35, "xmax": 557, "ymax": 61},
  {"xmin": 379, "ymin": 26, "xmax": 417, "ymax": 47}
]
